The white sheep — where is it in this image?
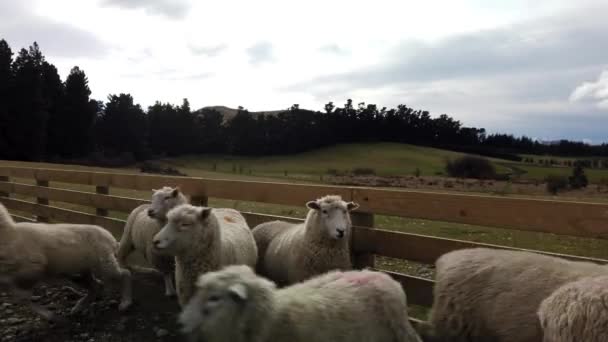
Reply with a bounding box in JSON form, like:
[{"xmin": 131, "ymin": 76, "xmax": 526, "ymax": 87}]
[
  {"xmin": 0, "ymin": 202, "xmax": 132, "ymax": 323},
  {"xmin": 117, "ymin": 186, "xmax": 188, "ymax": 297},
  {"xmin": 151, "ymin": 204, "xmax": 258, "ymax": 307},
  {"xmin": 538, "ymin": 275, "xmax": 608, "ymax": 342},
  {"xmin": 178, "ymin": 264, "xmax": 422, "ymax": 342},
  {"xmin": 252, "ymin": 195, "xmax": 359, "ymax": 286},
  {"xmin": 420, "ymin": 247, "xmax": 608, "ymax": 342}
]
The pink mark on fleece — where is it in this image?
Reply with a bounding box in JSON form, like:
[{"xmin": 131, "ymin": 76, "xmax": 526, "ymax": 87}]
[{"xmin": 339, "ymin": 271, "xmax": 385, "ymax": 286}]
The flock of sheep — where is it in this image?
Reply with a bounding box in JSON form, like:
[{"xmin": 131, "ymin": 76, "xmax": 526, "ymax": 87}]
[{"xmin": 0, "ymin": 185, "xmax": 607, "ymax": 341}]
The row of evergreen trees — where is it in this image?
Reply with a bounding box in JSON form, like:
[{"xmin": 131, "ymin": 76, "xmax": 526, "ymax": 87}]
[{"xmin": 0, "ymin": 39, "xmax": 606, "ymax": 164}]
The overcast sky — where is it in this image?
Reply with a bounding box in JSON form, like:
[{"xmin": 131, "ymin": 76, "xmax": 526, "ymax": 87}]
[{"xmin": 1, "ymin": 0, "xmax": 607, "ymax": 143}]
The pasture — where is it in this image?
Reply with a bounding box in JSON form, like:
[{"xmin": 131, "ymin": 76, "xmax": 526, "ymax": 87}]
[{"xmin": 1, "ymin": 144, "xmax": 608, "ymax": 339}]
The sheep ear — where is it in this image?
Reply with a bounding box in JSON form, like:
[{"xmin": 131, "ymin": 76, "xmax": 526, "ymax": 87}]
[
  {"xmin": 199, "ymin": 207, "xmax": 212, "ymax": 221},
  {"xmin": 227, "ymin": 283, "xmax": 248, "ymax": 302},
  {"xmin": 346, "ymin": 202, "xmax": 359, "ymax": 211},
  {"xmin": 171, "ymin": 188, "xmax": 180, "ymax": 197},
  {"xmin": 152, "ymin": 189, "xmax": 158, "ymax": 193},
  {"xmin": 306, "ymin": 201, "xmax": 321, "ymax": 210}
]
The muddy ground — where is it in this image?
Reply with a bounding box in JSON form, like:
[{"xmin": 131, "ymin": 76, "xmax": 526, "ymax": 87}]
[{"xmin": 0, "ymin": 271, "xmax": 186, "ymax": 342}]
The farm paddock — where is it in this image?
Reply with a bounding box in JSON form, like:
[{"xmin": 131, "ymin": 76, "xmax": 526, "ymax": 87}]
[{"xmin": 0, "ymin": 164, "xmax": 607, "ymax": 341}]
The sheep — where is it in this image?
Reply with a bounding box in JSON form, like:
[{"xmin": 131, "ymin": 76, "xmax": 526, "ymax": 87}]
[
  {"xmin": 151, "ymin": 203, "xmax": 257, "ymax": 307},
  {"xmin": 178, "ymin": 264, "xmax": 423, "ymax": 342},
  {"xmin": 538, "ymin": 275, "xmax": 608, "ymax": 342},
  {"xmin": 117, "ymin": 186, "xmax": 188, "ymax": 297},
  {"xmin": 0, "ymin": 202, "xmax": 132, "ymax": 323},
  {"xmin": 252, "ymin": 194, "xmax": 359, "ymax": 286},
  {"xmin": 420, "ymin": 247, "xmax": 608, "ymax": 342}
]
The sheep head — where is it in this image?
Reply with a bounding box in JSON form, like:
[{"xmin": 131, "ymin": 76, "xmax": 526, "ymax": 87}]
[
  {"xmin": 152, "ymin": 204, "xmax": 214, "ymax": 256},
  {"xmin": 148, "ymin": 186, "xmax": 188, "ymax": 220},
  {"xmin": 306, "ymin": 195, "xmax": 359, "ymax": 240},
  {"xmin": 178, "ymin": 265, "xmax": 276, "ymax": 342}
]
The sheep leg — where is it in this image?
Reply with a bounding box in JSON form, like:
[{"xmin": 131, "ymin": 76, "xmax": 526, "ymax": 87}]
[
  {"xmin": 163, "ymin": 273, "xmax": 177, "ymax": 297},
  {"xmin": 97, "ymin": 255, "xmax": 133, "ymax": 312},
  {"xmin": 69, "ymin": 272, "xmax": 101, "ymax": 315}
]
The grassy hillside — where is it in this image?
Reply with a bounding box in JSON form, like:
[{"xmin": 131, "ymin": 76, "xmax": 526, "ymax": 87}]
[
  {"xmin": 161, "ymin": 142, "xmax": 608, "ymax": 183},
  {"xmin": 162, "ymin": 143, "xmax": 512, "ymax": 179}
]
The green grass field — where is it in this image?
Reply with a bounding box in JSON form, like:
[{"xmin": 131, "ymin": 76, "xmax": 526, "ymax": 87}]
[
  {"xmin": 160, "ymin": 143, "xmax": 608, "ymax": 183},
  {"xmin": 161, "ymin": 143, "xmax": 514, "ymax": 180}
]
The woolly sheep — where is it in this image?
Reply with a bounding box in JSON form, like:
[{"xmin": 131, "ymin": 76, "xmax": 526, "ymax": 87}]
[
  {"xmin": 252, "ymin": 195, "xmax": 359, "ymax": 286},
  {"xmin": 151, "ymin": 204, "xmax": 257, "ymax": 307},
  {"xmin": 178, "ymin": 264, "xmax": 423, "ymax": 342},
  {"xmin": 0, "ymin": 202, "xmax": 132, "ymax": 323},
  {"xmin": 420, "ymin": 247, "xmax": 608, "ymax": 342},
  {"xmin": 538, "ymin": 275, "xmax": 608, "ymax": 342},
  {"xmin": 117, "ymin": 186, "xmax": 188, "ymax": 297}
]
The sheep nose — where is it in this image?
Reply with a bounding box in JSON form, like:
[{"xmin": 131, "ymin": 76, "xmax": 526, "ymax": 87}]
[
  {"xmin": 147, "ymin": 209, "xmax": 155, "ymax": 217},
  {"xmin": 153, "ymin": 239, "xmax": 161, "ymax": 248},
  {"xmin": 336, "ymin": 228, "xmax": 345, "ymax": 238}
]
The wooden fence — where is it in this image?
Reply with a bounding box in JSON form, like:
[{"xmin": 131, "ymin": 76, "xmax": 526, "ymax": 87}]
[{"xmin": 1, "ymin": 165, "xmax": 608, "ymax": 316}]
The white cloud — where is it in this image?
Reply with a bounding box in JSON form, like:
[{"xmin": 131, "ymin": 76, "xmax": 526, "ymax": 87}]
[
  {"xmin": 570, "ymin": 70, "xmax": 608, "ymax": 109},
  {"xmin": 100, "ymin": 0, "xmax": 191, "ymax": 19}
]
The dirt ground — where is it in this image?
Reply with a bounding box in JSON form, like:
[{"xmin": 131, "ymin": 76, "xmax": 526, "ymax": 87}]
[{"xmin": 0, "ymin": 271, "xmax": 186, "ymax": 342}]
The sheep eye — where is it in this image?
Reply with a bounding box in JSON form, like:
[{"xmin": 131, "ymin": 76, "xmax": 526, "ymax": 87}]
[
  {"xmin": 322, "ymin": 210, "xmax": 328, "ymax": 214},
  {"xmin": 207, "ymin": 294, "xmax": 221, "ymax": 302}
]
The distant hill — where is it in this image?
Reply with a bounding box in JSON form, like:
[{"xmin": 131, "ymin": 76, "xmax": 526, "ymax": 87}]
[{"xmin": 196, "ymin": 106, "xmax": 287, "ymax": 123}]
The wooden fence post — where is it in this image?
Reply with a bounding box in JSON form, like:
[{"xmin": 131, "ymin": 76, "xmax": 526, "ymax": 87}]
[
  {"xmin": 191, "ymin": 194, "xmax": 209, "ymax": 207},
  {"xmin": 0, "ymin": 175, "xmax": 8, "ymax": 198},
  {"xmin": 96, "ymin": 186, "xmax": 109, "ymax": 216},
  {"xmin": 36, "ymin": 180, "xmax": 49, "ymax": 222},
  {"xmin": 351, "ymin": 211, "xmax": 375, "ymax": 269}
]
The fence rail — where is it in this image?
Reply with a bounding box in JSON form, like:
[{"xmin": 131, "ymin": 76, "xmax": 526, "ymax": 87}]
[{"xmin": 1, "ymin": 165, "xmax": 608, "ymax": 313}]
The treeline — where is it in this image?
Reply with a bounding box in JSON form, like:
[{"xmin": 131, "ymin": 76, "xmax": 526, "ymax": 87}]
[{"xmin": 1, "ymin": 39, "xmax": 607, "ymax": 165}]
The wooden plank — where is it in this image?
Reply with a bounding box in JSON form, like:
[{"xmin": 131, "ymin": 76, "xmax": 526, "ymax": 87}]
[
  {"xmin": 0, "ymin": 197, "xmax": 125, "ymax": 236},
  {"xmin": 10, "ymin": 214, "xmax": 35, "ymax": 222},
  {"xmin": 241, "ymin": 212, "xmax": 304, "ymax": 229},
  {"xmin": 0, "ymin": 166, "xmax": 352, "ymax": 207},
  {"xmin": 352, "ymin": 188, "xmax": 608, "ymax": 239},
  {"xmin": 353, "ymin": 227, "xmax": 608, "ymax": 265},
  {"xmin": 378, "ymin": 269, "xmax": 434, "ymax": 307},
  {"xmin": 0, "ymin": 181, "xmax": 147, "ymax": 213}
]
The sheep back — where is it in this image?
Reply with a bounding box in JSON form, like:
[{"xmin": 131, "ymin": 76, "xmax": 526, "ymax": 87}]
[
  {"xmin": 215, "ymin": 208, "xmax": 257, "ymax": 268},
  {"xmin": 428, "ymin": 247, "xmax": 607, "ymax": 342},
  {"xmin": 6, "ymin": 221, "xmax": 120, "ymax": 281},
  {"xmin": 538, "ymin": 275, "xmax": 608, "ymax": 342},
  {"xmin": 270, "ymin": 269, "xmax": 421, "ymax": 341},
  {"xmin": 252, "ymin": 220, "xmax": 300, "ymax": 284}
]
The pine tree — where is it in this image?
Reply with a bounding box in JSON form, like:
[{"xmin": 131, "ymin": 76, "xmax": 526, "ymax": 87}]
[
  {"xmin": 48, "ymin": 66, "xmax": 96, "ymax": 157},
  {"xmin": 0, "ymin": 39, "xmax": 14, "ymax": 158},
  {"xmin": 10, "ymin": 42, "xmax": 48, "ymax": 160}
]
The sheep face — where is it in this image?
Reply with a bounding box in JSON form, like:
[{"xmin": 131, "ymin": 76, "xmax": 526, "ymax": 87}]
[
  {"xmin": 152, "ymin": 204, "xmax": 213, "ymax": 255},
  {"xmin": 179, "ymin": 265, "xmax": 263, "ymax": 340},
  {"xmin": 179, "ymin": 280, "xmax": 249, "ymax": 338},
  {"xmin": 148, "ymin": 186, "xmax": 186, "ymax": 220},
  {"xmin": 306, "ymin": 197, "xmax": 359, "ymax": 240}
]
